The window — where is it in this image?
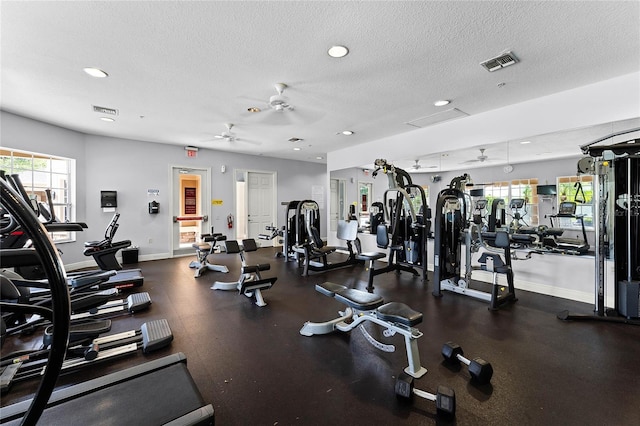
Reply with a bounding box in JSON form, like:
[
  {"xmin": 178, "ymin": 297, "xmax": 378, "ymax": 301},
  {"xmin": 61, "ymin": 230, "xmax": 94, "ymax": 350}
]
[
  {"xmin": 0, "ymin": 148, "xmax": 75, "ymax": 242},
  {"xmin": 470, "ymin": 179, "xmax": 540, "ymax": 226},
  {"xmin": 482, "ymin": 181, "xmax": 510, "ymax": 215},
  {"xmin": 511, "ymin": 178, "xmax": 539, "ymax": 226},
  {"xmin": 557, "ymin": 176, "xmax": 593, "ymax": 229}
]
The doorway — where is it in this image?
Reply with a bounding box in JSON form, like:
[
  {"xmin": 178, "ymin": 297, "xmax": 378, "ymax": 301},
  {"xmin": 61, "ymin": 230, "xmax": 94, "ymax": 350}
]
[
  {"xmin": 358, "ymin": 181, "xmax": 373, "ymax": 228},
  {"xmin": 171, "ymin": 166, "xmax": 211, "ymax": 257},
  {"xmin": 330, "ymin": 178, "xmax": 346, "ymax": 232},
  {"xmin": 235, "ymin": 170, "xmax": 276, "ymax": 247}
]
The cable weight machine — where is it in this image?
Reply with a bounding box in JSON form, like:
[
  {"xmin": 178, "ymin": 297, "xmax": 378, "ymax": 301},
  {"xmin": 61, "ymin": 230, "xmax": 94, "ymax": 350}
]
[{"xmin": 558, "ymin": 128, "xmax": 640, "ymax": 324}]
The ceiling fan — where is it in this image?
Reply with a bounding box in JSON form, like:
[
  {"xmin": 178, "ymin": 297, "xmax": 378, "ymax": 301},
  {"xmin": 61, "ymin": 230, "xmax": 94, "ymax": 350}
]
[
  {"xmin": 411, "ymin": 159, "xmax": 422, "ymax": 170},
  {"xmin": 213, "ymin": 123, "xmax": 237, "ymax": 141},
  {"xmin": 463, "ymin": 148, "xmax": 490, "ymax": 164},
  {"xmin": 206, "ymin": 123, "xmax": 260, "ymax": 145},
  {"xmin": 268, "ymin": 83, "xmax": 293, "ymax": 112}
]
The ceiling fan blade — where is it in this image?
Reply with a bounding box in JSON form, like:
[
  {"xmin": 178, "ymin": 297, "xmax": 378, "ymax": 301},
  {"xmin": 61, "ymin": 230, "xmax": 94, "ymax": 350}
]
[{"xmin": 236, "ymin": 138, "xmax": 261, "ymax": 146}]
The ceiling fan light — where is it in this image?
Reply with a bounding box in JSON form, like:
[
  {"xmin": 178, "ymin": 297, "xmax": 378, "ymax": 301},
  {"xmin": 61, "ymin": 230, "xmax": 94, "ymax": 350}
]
[
  {"xmin": 83, "ymin": 67, "xmax": 108, "ymax": 78},
  {"xmin": 328, "ymin": 45, "xmax": 349, "ymax": 58}
]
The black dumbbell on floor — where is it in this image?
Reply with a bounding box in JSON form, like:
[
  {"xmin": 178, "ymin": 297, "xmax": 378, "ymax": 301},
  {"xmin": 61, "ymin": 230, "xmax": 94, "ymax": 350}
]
[
  {"xmin": 395, "ymin": 372, "xmax": 456, "ymax": 417},
  {"xmin": 442, "ymin": 341, "xmax": 493, "ymax": 384}
]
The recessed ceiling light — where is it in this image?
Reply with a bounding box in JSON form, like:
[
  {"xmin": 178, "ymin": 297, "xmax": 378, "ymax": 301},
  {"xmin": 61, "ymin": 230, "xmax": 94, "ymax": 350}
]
[
  {"xmin": 247, "ymin": 107, "xmax": 261, "ymax": 113},
  {"xmin": 100, "ymin": 117, "xmax": 114, "ymax": 122},
  {"xmin": 328, "ymin": 45, "xmax": 349, "ymax": 58},
  {"xmin": 293, "ymin": 147, "xmax": 301, "ymax": 151},
  {"xmin": 434, "ymin": 100, "xmax": 450, "ymax": 107},
  {"xmin": 316, "ymin": 156, "xmax": 324, "ymax": 160},
  {"xmin": 520, "ymin": 140, "xmax": 531, "ymax": 144},
  {"xmin": 341, "ymin": 130, "xmax": 354, "ymax": 135},
  {"xmin": 83, "ymin": 67, "xmax": 108, "ymax": 78}
]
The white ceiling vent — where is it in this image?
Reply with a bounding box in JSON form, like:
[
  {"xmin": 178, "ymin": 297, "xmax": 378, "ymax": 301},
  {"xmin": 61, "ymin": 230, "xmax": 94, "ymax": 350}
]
[
  {"xmin": 406, "ymin": 108, "xmax": 469, "ymax": 128},
  {"xmin": 92, "ymin": 105, "xmax": 119, "ymax": 116},
  {"xmin": 480, "ymin": 51, "xmax": 519, "ymax": 72}
]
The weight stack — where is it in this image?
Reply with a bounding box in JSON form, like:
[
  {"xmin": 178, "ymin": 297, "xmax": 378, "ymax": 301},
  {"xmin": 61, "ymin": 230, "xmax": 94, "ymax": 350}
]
[{"xmin": 617, "ymin": 280, "xmax": 640, "ymax": 319}]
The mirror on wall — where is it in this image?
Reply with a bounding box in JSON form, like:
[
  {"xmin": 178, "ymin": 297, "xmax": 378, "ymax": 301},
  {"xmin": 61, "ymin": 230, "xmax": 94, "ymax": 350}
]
[{"xmin": 358, "ymin": 181, "xmax": 373, "ymax": 228}]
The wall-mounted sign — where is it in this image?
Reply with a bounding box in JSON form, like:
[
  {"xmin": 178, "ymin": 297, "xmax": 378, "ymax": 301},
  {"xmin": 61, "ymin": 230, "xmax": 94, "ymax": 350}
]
[
  {"xmin": 211, "ymin": 199, "xmax": 223, "ymax": 206},
  {"xmin": 184, "ymin": 187, "xmax": 197, "ymax": 214}
]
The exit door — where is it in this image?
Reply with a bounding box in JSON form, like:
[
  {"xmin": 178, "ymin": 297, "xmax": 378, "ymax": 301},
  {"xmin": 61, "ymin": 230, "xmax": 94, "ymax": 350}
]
[{"xmin": 171, "ymin": 166, "xmax": 211, "ymax": 257}]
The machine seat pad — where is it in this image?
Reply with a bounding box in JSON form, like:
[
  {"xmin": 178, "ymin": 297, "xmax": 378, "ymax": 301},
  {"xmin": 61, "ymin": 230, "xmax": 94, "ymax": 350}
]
[
  {"xmin": 202, "ymin": 233, "xmax": 223, "ymax": 242},
  {"xmin": 242, "ymin": 264, "xmax": 271, "ymax": 274},
  {"xmin": 334, "ymin": 288, "xmax": 384, "ymax": 311},
  {"xmin": 312, "ymin": 246, "xmax": 336, "ymax": 255},
  {"xmin": 83, "ymin": 239, "xmax": 131, "ymax": 254},
  {"xmin": 192, "ymin": 242, "xmax": 212, "ymax": 251},
  {"xmin": 376, "ymin": 302, "xmax": 423, "ymax": 327},
  {"xmin": 478, "ymin": 253, "xmax": 510, "ymax": 273},
  {"xmin": 356, "ymin": 252, "xmax": 386, "ymax": 261}
]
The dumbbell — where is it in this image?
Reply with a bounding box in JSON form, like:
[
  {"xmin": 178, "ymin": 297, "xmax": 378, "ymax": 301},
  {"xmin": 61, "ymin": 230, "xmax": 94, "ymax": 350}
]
[
  {"xmin": 441, "ymin": 341, "xmax": 493, "ymax": 384},
  {"xmin": 395, "ymin": 372, "xmax": 456, "ymax": 417}
]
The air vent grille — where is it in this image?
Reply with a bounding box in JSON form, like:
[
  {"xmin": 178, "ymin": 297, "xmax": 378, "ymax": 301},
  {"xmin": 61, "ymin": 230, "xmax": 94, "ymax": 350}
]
[
  {"xmin": 480, "ymin": 51, "xmax": 519, "ymax": 72},
  {"xmin": 92, "ymin": 105, "xmax": 119, "ymax": 116}
]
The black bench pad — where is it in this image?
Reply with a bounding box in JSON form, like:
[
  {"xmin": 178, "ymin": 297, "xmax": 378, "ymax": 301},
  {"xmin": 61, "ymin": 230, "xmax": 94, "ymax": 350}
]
[
  {"xmin": 316, "ymin": 282, "xmax": 384, "ymax": 310},
  {"xmin": 376, "ymin": 302, "xmax": 423, "ymax": 326},
  {"xmin": 315, "ymin": 282, "xmax": 346, "ymax": 297}
]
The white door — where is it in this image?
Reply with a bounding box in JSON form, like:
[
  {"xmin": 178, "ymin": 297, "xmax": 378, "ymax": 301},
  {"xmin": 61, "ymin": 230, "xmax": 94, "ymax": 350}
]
[
  {"xmin": 171, "ymin": 166, "xmax": 210, "ymax": 257},
  {"xmin": 247, "ymin": 171, "xmax": 275, "ymax": 247},
  {"xmin": 330, "ymin": 179, "xmax": 338, "ymax": 232}
]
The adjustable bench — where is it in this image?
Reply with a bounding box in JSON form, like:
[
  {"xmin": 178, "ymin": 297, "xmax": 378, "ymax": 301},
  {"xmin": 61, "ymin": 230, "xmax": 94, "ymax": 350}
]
[
  {"xmin": 211, "ymin": 239, "xmax": 277, "ymax": 307},
  {"xmin": 300, "ymin": 282, "xmax": 427, "ymax": 378},
  {"xmin": 188, "ymin": 232, "xmax": 229, "ymax": 278}
]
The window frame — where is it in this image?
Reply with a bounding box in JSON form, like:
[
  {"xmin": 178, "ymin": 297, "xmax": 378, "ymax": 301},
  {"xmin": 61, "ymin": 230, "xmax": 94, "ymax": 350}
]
[{"xmin": 1, "ymin": 148, "xmax": 76, "ymax": 243}]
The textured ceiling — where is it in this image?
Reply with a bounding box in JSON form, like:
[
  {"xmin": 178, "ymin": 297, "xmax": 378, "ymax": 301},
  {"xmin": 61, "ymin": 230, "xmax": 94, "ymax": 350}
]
[{"xmin": 1, "ymin": 1, "xmax": 639, "ymax": 169}]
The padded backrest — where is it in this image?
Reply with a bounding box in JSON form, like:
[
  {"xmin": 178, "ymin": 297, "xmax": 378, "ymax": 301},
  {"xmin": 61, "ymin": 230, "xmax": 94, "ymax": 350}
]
[
  {"xmin": 336, "ymin": 220, "xmax": 358, "ymax": 241},
  {"xmin": 104, "ymin": 213, "xmax": 120, "ymax": 240},
  {"xmin": 376, "ymin": 224, "xmax": 389, "ymax": 249},
  {"xmin": 225, "ymin": 240, "xmax": 241, "ymax": 254},
  {"xmin": 494, "ymin": 231, "xmax": 510, "ymax": 248},
  {"xmin": 242, "ymin": 239, "xmax": 258, "ymax": 252},
  {"xmin": 309, "ymin": 226, "xmax": 324, "ymax": 248}
]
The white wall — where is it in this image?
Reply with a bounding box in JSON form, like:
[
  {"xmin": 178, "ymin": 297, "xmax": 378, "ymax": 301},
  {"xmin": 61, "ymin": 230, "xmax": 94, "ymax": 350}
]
[{"xmin": 1, "ymin": 111, "xmax": 326, "ymax": 267}]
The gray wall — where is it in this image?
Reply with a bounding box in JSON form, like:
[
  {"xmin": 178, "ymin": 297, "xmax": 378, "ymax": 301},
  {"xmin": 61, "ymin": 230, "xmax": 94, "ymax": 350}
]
[{"xmin": 2, "ymin": 111, "xmax": 326, "ymax": 266}]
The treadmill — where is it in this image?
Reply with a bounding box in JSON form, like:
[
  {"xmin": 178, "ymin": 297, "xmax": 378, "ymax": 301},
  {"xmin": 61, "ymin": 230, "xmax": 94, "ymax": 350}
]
[
  {"xmin": 546, "ymin": 201, "xmax": 590, "ymax": 254},
  {"xmin": 0, "ymin": 177, "xmax": 213, "ymax": 425}
]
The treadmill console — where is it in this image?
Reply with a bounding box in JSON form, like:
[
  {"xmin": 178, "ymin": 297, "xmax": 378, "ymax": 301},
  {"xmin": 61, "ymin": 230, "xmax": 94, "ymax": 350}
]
[{"xmin": 558, "ymin": 202, "xmax": 577, "ymax": 216}]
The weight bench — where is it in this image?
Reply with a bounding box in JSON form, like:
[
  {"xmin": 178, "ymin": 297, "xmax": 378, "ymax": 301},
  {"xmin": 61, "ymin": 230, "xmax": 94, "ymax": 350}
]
[
  {"xmin": 188, "ymin": 232, "xmax": 229, "ymax": 278},
  {"xmin": 211, "ymin": 239, "xmax": 277, "ymax": 307},
  {"xmin": 300, "ymin": 282, "xmax": 427, "ymax": 378}
]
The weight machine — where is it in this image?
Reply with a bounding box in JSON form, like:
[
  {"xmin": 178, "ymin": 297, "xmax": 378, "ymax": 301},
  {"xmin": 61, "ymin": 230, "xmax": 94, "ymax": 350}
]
[
  {"xmin": 558, "ymin": 128, "xmax": 640, "ymax": 324},
  {"xmin": 359, "ymin": 160, "xmax": 429, "ymax": 290},
  {"xmin": 432, "ymin": 176, "xmax": 517, "ymax": 310}
]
